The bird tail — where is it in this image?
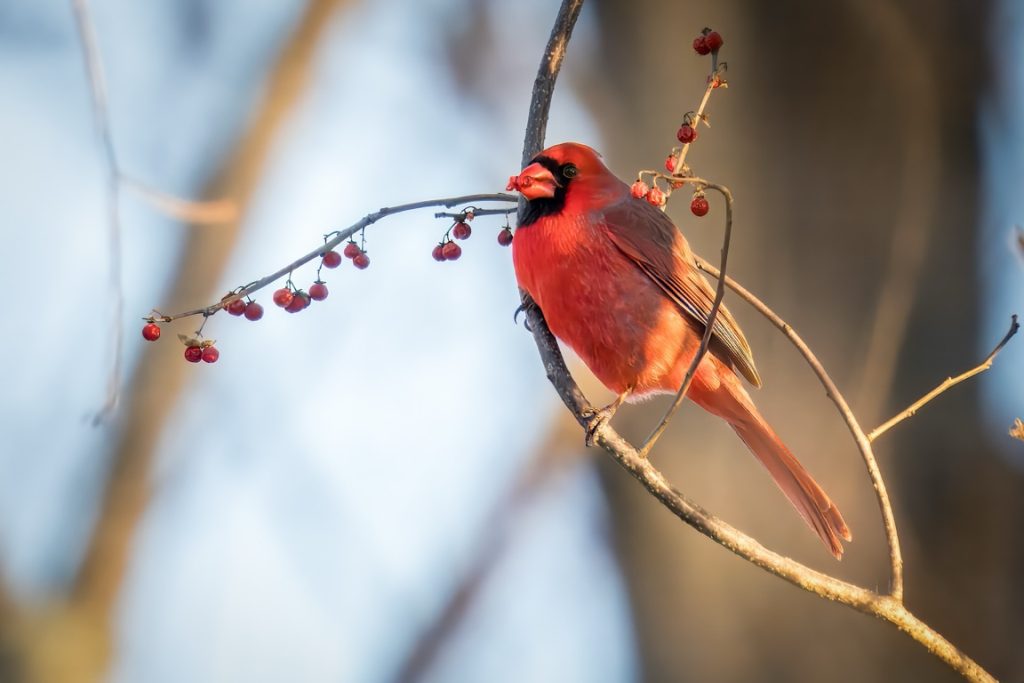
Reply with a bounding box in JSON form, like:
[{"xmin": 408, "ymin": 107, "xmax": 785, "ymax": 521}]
[{"xmin": 690, "ymin": 375, "xmax": 852, "ymax": 559}]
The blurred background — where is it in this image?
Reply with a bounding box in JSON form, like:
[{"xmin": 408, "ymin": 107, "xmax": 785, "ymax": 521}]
[{"xmin": 0, "ymin": 1, "xmax": 1021, "ymax": 682}]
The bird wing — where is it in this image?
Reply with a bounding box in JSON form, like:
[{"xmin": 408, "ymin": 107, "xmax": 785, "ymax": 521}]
[{"xmin": 599, "ymin": 196, "xmax": 762, "ymax": 387}]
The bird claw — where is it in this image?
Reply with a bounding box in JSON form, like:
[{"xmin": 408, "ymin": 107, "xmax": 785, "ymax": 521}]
[
  {"xmin": 513, "ymin": 302, "xmax": 536, "ymax": 332},
  {"xmin": 582, "ymin": 406, "xmax": 614, "ymax": 447}
]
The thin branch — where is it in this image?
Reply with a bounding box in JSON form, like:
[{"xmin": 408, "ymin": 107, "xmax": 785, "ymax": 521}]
[
  {"xmin": 149, "ymin": 194, "xmax": 516, "ymax": 322},
  {"xmin": 693, "ymin": 255, "xmax": 904, "ymax": 600},
  {"xmin": 868, "ymin": 315, "xmax": 1019, "ymax": 442},
  {"xmin": 640, "ymin": 180, "xmax": 731, "ymax": 455},
  {"xmin": 433, "ymin": 207, "xmax": 516, "ymax": 219}
]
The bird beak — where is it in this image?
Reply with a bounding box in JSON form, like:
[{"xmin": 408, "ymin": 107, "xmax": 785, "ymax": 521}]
[{"xmin": 507, "ymin": 162, "xmax": 558, "ymax": 199}]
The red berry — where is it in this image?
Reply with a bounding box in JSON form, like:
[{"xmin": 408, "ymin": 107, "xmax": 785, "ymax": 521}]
[
  {"xmin": 691, "ymin": 194, "xmax": 710, "ymax": 217},
  {"xmin": 705, "ymin": 31, "xmax": 723, "ymax": 52},
  {"xmin": 226, "ymin": 298, "xmax": 246, "ymax": 316},
  {"xmin": 432, "ymin": 244, "xmax": 447, "ymax": 261},
  {"xmin": 201, "ymin": 346, "xmax": 220, "ymax": 363},
  {"xmin": 647, "ymin": 186, "xmax": 666, "ymax": 207},
  {"xmin": 677, "ymin": 124, "xmax": 697, "ymax": 144},
  {"xmin": 452, "ymin": 222, "xmax": 472, "ymax": 240},
  {"xmin": 244, "ymin": 301, "xmax": 264, "ymax": 321},
  {"xmin": 322, "ymin": 250, "xmax": 342, "ymax": 269},
  {"xmin": 184, "ymin": 345, "xmax": 202, "ymax": 363},
  {"xmin": 309, "ymin": 282, "xmax": 328, "ymax": 301},
  {"xmin": 441, "ymin": 241, "xmax": 462, "ymax": 260},
  {"xmin": 693, "ymin": 36, "xmax": 710, "ymax": 55},
  {"xmin": 665, "ymin": 154, "xmax": 678, "ymax": 173},
  {"xmin": 286, "ymin": 291, "xmax": 310, "ymax": 313},
  {"xmin": 343, "ymin": 242, "xmax": 361, "ymax": 259},
  {"xmin": 273, "ymin": 287, "xmax": 294, "ymax": 308},
  {"xmin": 352, "ymin": 253, "xmax": 370, "ymax": 270},
  {"xmin": 497, "ymin": 228, "xmax": 513, "ymax": 247},
  {"xmin": 142, "ymin": 323, "xmax": 161, "ymax": 341},
  {"xmin": 630, "ymin": 180, "xmax": 649, "ymax": 199}
]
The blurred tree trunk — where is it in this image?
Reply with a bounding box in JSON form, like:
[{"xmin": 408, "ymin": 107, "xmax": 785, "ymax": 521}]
[
  {"xmin": 0, "ymin": 1, "xmax": 348, "ymax": 681},
  {"xmin": 578, "ymin": 1, "xmax": 1022, "ymax": 680}
]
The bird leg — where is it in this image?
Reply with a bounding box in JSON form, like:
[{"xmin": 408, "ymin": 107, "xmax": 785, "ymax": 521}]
[{"xmin": 582, "ymin": 387, "xmax": 632, "ymax": 447}]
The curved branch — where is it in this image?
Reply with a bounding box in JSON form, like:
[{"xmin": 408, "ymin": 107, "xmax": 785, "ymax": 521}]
[
  {"xmin": 515, "ymin": 1, "xmax": 994, "ymax": 680},
  {"xmin": 693, "ymin": 255, "xmax": 904, "ymax": 599}
]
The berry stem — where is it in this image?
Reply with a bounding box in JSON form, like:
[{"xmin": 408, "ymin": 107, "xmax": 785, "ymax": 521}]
[
  {"xmin": 673, "ymin": 76, "xmax": 716, "ymax": 175},
  {"xmin": 150, "ymin": 193, "xmax": 517, "ymax": 323}
]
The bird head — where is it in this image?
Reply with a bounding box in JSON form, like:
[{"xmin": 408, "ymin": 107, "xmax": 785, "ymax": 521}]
[
  {"xmin": 507, "ymin": 142, "xmax": 605, "ymax": 200},
  {"xmin": 508, "ymin": 143, "xmax": 622, "ymax": 226}
]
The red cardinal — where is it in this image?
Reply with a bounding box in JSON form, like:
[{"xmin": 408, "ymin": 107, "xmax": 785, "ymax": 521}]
[{"xmin": 509, "ymin": 142, "xmax": 851, "ymax": 558}]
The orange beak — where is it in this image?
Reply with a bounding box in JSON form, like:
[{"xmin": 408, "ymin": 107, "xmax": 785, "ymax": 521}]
[{"xmin": 508, "ymin": 162, "xmax": 558, "ymax": 200}]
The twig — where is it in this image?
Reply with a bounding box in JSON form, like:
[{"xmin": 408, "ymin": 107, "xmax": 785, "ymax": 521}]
[
  {"xmin": 640, "ymin": 179, "xmax": 731, "ymax": 455},
  {"xmin": 868, "ymin": 315, "xmax": 1019, "ymax": 442},
  {"xmin": 149, "ymin": 194, "xmax": 516, "ymax": 322},
  {"xmin": 693, "ymin": 255, "xmax": 904, "ymax": 600},
  {"xmin": 673, "ymin": 75, "xmax": 716, "ymax": 175},
  {"xmin": 432, "ymin": 207, "xmax": 516, "ymax": 219}
]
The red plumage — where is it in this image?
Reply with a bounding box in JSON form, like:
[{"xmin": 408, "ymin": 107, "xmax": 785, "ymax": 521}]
[{"xmin": 511, "ymin": 142, "xmax": 851, "ymax": 558}]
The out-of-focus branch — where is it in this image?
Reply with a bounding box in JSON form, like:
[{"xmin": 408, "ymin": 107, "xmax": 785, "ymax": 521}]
[
  {"xmin": 69, "ymin": 0, "xmax": 238, "ymax": 422},
  {"xmin": 122, "ymin": 176, "xmax": 238, "ymax": 224},
  {"xmin": 868, "ymin": 315, "xmax": 1019, "ymax": 442}
]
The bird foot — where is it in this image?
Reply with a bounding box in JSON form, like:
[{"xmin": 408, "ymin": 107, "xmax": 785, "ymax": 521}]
[
  {"xmin": 581, "ymin": 389, "xmax": 632, "ymax": 447},
  {"xmin": 582, "ymin": 406, "xmax": 615, "ymax": 447}
]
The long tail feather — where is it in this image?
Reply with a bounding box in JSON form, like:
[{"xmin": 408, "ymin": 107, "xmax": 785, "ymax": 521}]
[{"xmin": 690, "ymin": 371, "xmax": 851, "ymax": 559}]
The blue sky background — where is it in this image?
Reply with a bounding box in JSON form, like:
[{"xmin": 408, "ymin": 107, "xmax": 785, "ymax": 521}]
[{"xmin": 0, "ymin": 1, "xmax": 636, "ymax": 681}]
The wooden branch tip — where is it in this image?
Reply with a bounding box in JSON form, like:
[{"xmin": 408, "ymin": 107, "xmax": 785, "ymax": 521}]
[{"xmin": 868, "ymin": 314, "xmax": 1019, "ymax": 442}]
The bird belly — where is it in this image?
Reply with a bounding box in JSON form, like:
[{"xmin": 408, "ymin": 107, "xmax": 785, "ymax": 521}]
[{"xmin": 514, "ymin": 224, "xmax": 700, "ymax": 397}]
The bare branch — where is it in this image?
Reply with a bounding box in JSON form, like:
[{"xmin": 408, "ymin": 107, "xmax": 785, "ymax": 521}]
[
  {"xmin": 868, "ymin": 315, "xmax": 1020, "ymax": 442},
  {"xmin": 149, "ymin": 194, "xmax": 516, "ymax": 322}
]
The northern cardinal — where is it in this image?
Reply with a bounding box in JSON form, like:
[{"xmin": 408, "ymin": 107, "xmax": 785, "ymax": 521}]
[{"xmin": 509, "ymin": 142, "xmax": 851, "ymax": 558}]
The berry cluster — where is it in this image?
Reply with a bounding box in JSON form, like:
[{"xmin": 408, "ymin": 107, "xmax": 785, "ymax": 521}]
[
  {"xmin": 628, "ymin": 28, "xmax": 726, "ymax": 218},
  {"xmin": 692, "ymin": 28, "xmax": 723, "ymax": 56},
  {"xmin": 141, "ymin": 201, "xmax": 514, "ymax": 364}
]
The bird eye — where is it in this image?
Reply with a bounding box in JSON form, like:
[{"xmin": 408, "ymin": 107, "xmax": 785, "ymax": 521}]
[{"xmin": 562, "ymin": 164, "xmax": 578, "ymax": 179}]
